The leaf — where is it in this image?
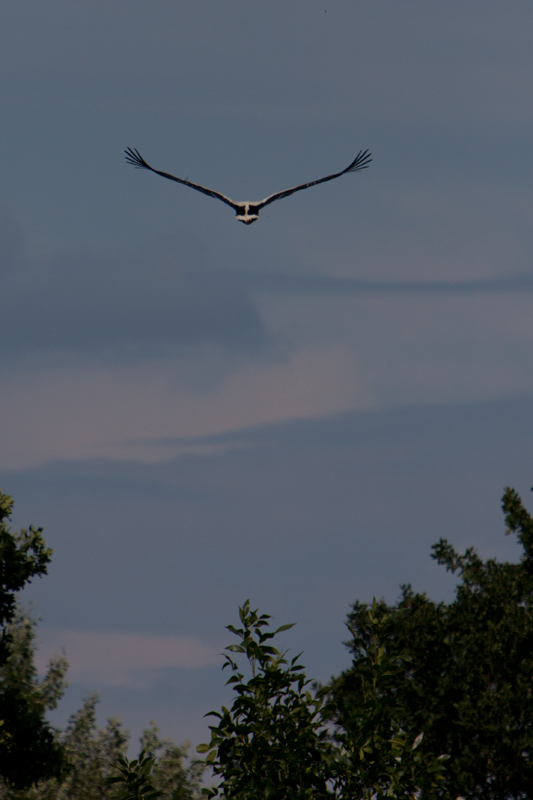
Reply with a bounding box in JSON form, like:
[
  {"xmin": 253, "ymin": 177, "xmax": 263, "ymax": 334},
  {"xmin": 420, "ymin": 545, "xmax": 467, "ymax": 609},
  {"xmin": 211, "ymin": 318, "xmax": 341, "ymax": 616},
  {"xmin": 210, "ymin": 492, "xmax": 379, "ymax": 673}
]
[
  {"xmin": 103, "ymin": 776, "xmax": 123, "ymax": 785},
  {"xmin": 274, "ymin": 623, "xmax": 296, "ymax": 633},
  {"xmin": 412, "ymin": 732, "xmax": 424, "ymax": 750},
  {"xmin": 226, "ymin": 625, "xmax": 243, "ymax": 635}
]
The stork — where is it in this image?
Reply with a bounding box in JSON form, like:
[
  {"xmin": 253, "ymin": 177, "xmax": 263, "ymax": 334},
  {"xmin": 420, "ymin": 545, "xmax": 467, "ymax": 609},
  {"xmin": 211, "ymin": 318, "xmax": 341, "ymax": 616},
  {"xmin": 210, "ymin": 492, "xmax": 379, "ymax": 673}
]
[{"xmin": 125, "ymin": 147, "xmax": 372, "ymax": 224}]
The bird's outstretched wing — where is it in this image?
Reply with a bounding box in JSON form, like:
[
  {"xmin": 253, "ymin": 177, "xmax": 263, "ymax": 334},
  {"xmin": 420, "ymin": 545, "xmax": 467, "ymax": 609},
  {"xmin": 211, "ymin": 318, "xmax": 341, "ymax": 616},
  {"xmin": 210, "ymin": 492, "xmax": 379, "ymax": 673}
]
[
  {"xmin": 256, "ymin": 149, "xmax": 372, "ymax": 209},
  {"xmin": 124, "ymin": 148, "xmax": 238, "ymax": 210}
]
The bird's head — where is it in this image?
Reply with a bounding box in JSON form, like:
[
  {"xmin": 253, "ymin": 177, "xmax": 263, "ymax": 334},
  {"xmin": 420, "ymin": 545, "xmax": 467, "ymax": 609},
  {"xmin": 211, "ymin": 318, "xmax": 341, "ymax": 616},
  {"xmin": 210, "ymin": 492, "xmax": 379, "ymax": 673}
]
[{"xmin": 238, "ymin": 215, "xmax": 259, "ymax": 225}]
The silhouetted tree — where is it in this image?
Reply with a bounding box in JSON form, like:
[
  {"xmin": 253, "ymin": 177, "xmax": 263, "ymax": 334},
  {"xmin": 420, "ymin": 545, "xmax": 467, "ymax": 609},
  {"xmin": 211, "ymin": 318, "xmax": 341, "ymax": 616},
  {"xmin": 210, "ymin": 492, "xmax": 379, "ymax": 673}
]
[
  {"xmin": 197, "ymin": 601, "xmax": 447, "ymax": 800},
  {"xmin": 0, "ymin": 491, "xmax": 66, "ymax": 788},
  {"xmin": 330, "ymin": 487, "xmax": 533, "ymax": 799}
]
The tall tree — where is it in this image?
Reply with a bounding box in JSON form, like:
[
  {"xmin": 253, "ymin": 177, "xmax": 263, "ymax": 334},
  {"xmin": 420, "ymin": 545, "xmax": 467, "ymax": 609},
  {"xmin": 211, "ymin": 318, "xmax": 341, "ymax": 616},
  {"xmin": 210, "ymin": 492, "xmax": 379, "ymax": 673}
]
[
  {"xmin": 330, "ymin": 487, "xmax": 533, "ymax": 799},
  {"xmin": 0, "ymin": 489, "xmax": 202, "ymax": 798},
  {"xmin": 197, "ymin": 601, "xmax": 447, "ymax": 800},
  {"xmin": 1, "ymin": 691, "xmax": 202, "ymax": 800},
  {"xmin": 325, "ymin": 600, "xmax": 449, "ymax": 800},
  {"xmin": 0, "ymin": 491, "xmax": 66, "ymax": 788},
  {"xmin": 197, "ymin": 601, "xmax": 335, "ymax": 800}
]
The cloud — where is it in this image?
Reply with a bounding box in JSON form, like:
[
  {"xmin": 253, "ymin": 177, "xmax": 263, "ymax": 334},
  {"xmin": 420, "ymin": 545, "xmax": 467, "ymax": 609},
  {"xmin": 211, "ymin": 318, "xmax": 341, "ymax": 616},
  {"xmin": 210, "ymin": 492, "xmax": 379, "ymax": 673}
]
[
  {"xmin": 13, "ymin": 394, "xmax": 532, "ymax": 669},
  {"xmin": 0, "ymin": 233, "xmax": 269, "ymax": 366},
  {"xmin": 229, "ymin": 268, "xmax": 533, "ymax": 298},
  {"xmin": 2, "ymin": 254, "xmax": 533, "ymax": 471},
  {"xmin": 0, "ymin": 345, "xmax": 370, "ymax": 469},
  {"xmin": 36, "ymin": 629, "xmax": 221, "ymax": 688}
]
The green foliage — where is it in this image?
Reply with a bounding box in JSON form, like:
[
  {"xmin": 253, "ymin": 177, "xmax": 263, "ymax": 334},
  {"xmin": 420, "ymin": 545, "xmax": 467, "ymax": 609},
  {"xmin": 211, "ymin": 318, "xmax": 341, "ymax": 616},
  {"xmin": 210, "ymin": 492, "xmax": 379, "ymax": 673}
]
[
  {"xmin": 198, "ymin": 600, "xmax": 447, "ymax": 800},
  {"xmin": 0, "ymin": 493, "xmax": 52, "ymax": 630},
  {"xmin": 326, "ymin": 600, "xmax": 449, "ymax": 800},
  {"xmin": 0, "ymin": 608, "xmax": 69, "ymax": 792},
  {"xmin": 0, "ymin": 695, "xmax": 129, "ymax": 800},
  {"xmin": 197, "ymin": 601, "xmax": 336, "ymax": 800},
  {"xmin": 331, "ymin": 487, "xmax": 533, "ymax": 799},
  {"xmin": 2, "ymin": 482, "xmax": 530, "ymax": 798},
  {"xmin": 0, "ymin": 692, "xmax": 202, "ymax": 800},
  {"xmin": 104, "ymin": 750, "xmax": 162, "ymax": 800},
  {"xmin": 103, "ymin": 723, "xmax": 203, "ymax": 800},
  {"xmin": 139, "ymin": 724, "xmax": 203, "ymax": 800},
  {"xmin": 0, "ymin": 489, "xmax": 202, "ymax": 799},
  {"xmin": 0, "ymin": 609, "xmax": 68, "ymax": 715},
  {"xmin": 0, "ymin": 491, "xmax": 64, "ymax": 789}
]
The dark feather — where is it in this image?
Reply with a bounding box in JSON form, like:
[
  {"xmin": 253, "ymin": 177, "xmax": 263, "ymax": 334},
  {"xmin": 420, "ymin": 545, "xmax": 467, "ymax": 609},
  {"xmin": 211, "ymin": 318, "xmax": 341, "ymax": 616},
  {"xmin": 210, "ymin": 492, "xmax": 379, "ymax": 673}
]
[
  {"xmin": 257, "ymin": 149, "xmax": 373, "ymax": 209},
  {"xmin": 124, "ymin": 146, "xmax": 372, "ymax": 220},
  {"xmin": 125, "ymin": 148, "xmax": 238, "ymax": 209}
]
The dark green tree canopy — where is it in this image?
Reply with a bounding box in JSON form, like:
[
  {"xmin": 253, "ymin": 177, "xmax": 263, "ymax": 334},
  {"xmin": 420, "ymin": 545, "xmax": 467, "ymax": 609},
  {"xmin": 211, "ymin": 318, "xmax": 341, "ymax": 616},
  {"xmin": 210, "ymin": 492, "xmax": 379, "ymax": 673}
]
[
  {"xmin": 330, "ymin": 487, "xmax": 533, "ymax": 800},
  {"xmin": 198, "ymin": 601, "xmax": 334, "ymax": 800},
  {"xmin": 0, "ymin": 490, "xmax": 202, "ymax": 797},
  {"xmin": 0, "ymin": 491, "xmax": 65, "ymax": 789},
  {"xmin": 2, "ymin": 484, "xmax": 531, "ymax": 798},
  {"xmin": 0, "ymin": 492, "xmax": 52, "ymax": 632},
  {"xmin": 198, "ymin": 601, "xmax": 447, "ymax": 800}
]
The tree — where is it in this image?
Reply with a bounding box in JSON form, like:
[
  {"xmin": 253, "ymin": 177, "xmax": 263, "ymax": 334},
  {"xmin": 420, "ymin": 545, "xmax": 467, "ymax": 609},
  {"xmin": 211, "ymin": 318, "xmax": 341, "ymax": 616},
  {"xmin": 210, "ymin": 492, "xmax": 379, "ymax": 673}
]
[
  {"xmin": 325, "ymin": 600, "xmax": 449, "ymax": 800},
  {"xmin": 0, "ymin": 650, "xmax": 202, "ymax": 800},
  {"xmin": 139, "ymin": 724, "xmax": 203, "ymax": 800},
  {"xmin": 197, "ymin": 601, "xmax": 335, "ymax": 800},
  {"xmin": 197, "ymin": 601, "xmax": 447, "ymax": 800},
  {"xmin": 0, "ymin": 693, "xmax": 127, "ymax": 800},
  {"xmin": 104, "ymin": 750, "xmax": 163, "ymax": 800},
  {"xmin": 330, "ymin": 487, "xmax": 533, "ymax": 799},
  {"xmin": 0, "ymin": 493, "xmax": 52, "ymax": 633},
  {"xmin": 0, "ymin": 491, "xmax": 66, "ymax": 788},
  {"xmin": 0, "ymin": 489, "xmax": 201, "ymax": 799},
  {"xmin": 0, "ymin": 607, "xmax": 202, "ymax": 800}
]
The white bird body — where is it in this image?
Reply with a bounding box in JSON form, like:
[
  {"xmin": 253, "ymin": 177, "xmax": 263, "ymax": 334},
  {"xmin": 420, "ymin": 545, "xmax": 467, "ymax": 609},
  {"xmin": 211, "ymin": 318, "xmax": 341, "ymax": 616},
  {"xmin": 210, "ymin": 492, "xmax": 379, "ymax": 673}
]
[{"xmin": 125, "ymin": 147, "xmax": 372, "ymax": 224}]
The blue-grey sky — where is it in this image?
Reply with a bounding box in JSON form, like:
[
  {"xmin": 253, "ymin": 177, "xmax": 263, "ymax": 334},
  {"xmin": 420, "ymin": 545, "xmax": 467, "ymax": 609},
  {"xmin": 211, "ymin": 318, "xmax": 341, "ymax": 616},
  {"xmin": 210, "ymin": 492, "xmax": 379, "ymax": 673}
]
[{"xmin": 1, "ymin": 0, "xmax": 532, "ymax": 749}]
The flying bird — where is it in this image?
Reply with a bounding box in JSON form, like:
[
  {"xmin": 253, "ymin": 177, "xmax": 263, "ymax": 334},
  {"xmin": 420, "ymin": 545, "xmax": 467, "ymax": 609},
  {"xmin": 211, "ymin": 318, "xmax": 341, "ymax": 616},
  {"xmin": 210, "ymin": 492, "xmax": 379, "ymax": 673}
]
[{"xmin": 124, "ymin": 146, "xmax": 372, "ymax": 225}]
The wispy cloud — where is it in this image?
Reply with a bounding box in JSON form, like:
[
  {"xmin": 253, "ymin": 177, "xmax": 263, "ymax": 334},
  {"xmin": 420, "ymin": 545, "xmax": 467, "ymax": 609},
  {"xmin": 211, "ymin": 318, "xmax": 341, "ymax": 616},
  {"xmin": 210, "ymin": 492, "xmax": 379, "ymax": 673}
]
[
  {"xmin": 36, "ymin": 629, "xmax": 222, "ymax": 688},
  {"xmin": 0, "ymin": 233, "xmax": 269, "ymax": 367},
  {"xmin": 225, "ymin": 269, "xmax": 533, "ymax": 297}
]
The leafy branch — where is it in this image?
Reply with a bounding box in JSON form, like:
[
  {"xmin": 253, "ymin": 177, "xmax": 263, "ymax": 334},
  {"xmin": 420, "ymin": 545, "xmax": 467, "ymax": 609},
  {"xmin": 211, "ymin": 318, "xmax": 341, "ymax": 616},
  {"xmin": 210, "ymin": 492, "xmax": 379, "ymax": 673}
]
[{"xmin": 103, "ymin": 750, "xmax": 163, "ymax": 800}]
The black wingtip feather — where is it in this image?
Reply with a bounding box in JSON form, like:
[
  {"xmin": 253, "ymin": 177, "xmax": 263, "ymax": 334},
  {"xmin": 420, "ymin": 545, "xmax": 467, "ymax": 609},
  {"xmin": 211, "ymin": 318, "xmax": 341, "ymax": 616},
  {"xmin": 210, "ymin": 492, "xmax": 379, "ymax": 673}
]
[
  {"xmin": 344, "ymin": 149, "xmax": 373, "ymax": 173},
  {"xmin": 124, "ymin": 147, "xmax": 150, "ymax": 169}
]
